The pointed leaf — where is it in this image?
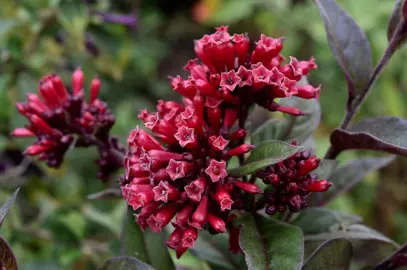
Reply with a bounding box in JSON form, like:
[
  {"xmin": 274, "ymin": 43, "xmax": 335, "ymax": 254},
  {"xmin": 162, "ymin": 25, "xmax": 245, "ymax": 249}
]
[
  {"xmin": 120, "ymin": 207, "xmax": 174, "ymax": 270},
  {"xmin": 191, "ymin": 231, "xmax": 244, "ymax": 270},
  {"xmin": 251, "ymin": 98, "xmax": 321, "ymax": 145},
  {"xmin": 303, "ymin": 238, "xmax": 352, "ymax": 269},
  {"xmin": 292, "ymin": 207, "xmax": 361, "ymax": 235},
  {"xmin": 0, "ymin": 188, "xmax": 20, "ymax": 228},
  {"xmin": 87, "ymin": 188, "xmax": 121, "ymax": 200},
  {"xmin": 0, "ymin": 236, "xmax": 18, "ymax": 270},
  {"xmin": 101, "ymin": 256, "xmax": 154, "ymax": 270},
  {"xmin": 331, "ymin": 117, "xmax": 407, "ymax": 157},
  {"xmin": 318, "ymin": 156, "xmax": 395, "ymax": 205},
  {"xmin": 315, "ymin": 0, "xmax": 372, "ymax": 100},
  {"xmin": 228, "ymin": 141, "xmax": 303, "ymax": 177},
  {"xmin": 237, "ymin": 214, "xmax": 304, "ymax": 270},
  {"xmin": 311, "ymin": 159, "xmax": 339, "ymax": 180},
  {"xmin": 305, "ymin": 224, "xmax": 399, "ymax": 248}
]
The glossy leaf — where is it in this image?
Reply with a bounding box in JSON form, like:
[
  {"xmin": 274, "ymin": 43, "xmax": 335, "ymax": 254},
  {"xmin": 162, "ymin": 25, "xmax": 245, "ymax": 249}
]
[
  {"xmin": 330, "ymin": 117, "xmax": 407, "ymax": 156},
  {"xmin": 318, "ymin": 156, "xmax": 395, "ymax": 205},
  {"xmin": 101, "ymin": 256, "xmax": 154, "ymax": 270},
  {"xmin": 0, "ymin": 236, "xmax": 18, "ymax": 270},
  {"xmin": 312, "ymin": 159, "xmax": 339, "ymax": 180},
  {"xmin": 191, "ymin": 231, "xmax": 244, "ymax": 270},
  {"xmin": 315, "ymin": 0, "xmax": 372, "ymax": 100},
  {"xmin": 251, "ymin": 97, "xmax": 320, "ymax": 145},
  {"xmin": 87, "ymin": 188, "xmax": 121, "ymax": 200},
  {"xmin": 0, "ymin": 188, "xmax": 20, "ymax": 228},
  {"xmin": 292, "ymin": 207, "xmax": 361, "ymax": 235},
  {"xmin": 278, "ymin": 97, "xmax": 321, "ymax": 144},
  {"xmin": 228, "ymin": 140, "xmax": 303, "ymax": 177},
  {"xmin": 237, "ymin": 214, "xmax": 304, "ymax": 270},
  {"xmin": 305, "ymin": 224, "xmax": 399, "ymax": 247},
  {"xmin": 120, "ymin": 207, "xmax": 174, "ymax": 270},
  {"xmin": 303, "ymin": 238, "xmax": 352, "ymax": 269}
]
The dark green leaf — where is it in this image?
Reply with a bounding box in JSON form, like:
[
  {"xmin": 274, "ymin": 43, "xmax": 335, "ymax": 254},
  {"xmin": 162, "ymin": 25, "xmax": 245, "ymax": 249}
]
[
  {"xmin": 0, "ymin": 235, "xmax": 18, "ymax": 270},
  {"xmin": 228, "ymin": 140, "xmax": 303, "ymax": 177},
  {"xmin": 292, "ymin": 207, "xmax": 362, "ymax": 235},
  {"xmin": 305, "ymin": 224, "xmax": 399, "ymax": 248},
  {"xmin": 278, "ymin": 97, "xmax": 321, "ymax": 144},
  {"xmin": 251, "ymin": 97, "xmax": 320, "ymax": 145},
  {"xmin": 312, "ymin": 159, "xmax": 339, "ymax": 180},
  {"xmin": 237, "ymin": 214, "xmax": 304, "ymax": 270},
  {"xmin": 251, "ymin": 119, "xmax": 288, "ymax": 146},
  {"xmin": 315, "ymin": 0, "xmax": 372, "ymax": 99},
  {"xmin": 318, "ymin": 156, "xmax": 395, "ymax": 205},
  {"xmin": 87, "ymin": 188, "xmax": 121, "ymax": 200},
  {"xmin": 120, "ymin": 207, "xmax": 174, "ymax": 270},
  {"xmin": 0, "ymin": 188, "xmax": 20, "ymax": 228},
  {"xmin": 191, "ymin": 231, "xmax": 244, "ymax": 270},
  {"xmin": 330, "ymin": 117, "xmax": 407, "ymax": 156},
  {"xmin": 101, "ymin": 256, "xmax": 154, "ymax": 270},
  {"xmin": 303, "ymin": 238, "xmax": 352, "ymax": 270}
]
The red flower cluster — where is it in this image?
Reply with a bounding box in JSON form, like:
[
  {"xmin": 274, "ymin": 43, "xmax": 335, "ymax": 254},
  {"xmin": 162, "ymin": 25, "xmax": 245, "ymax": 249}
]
[
  {"xmin": 257, "ymin": 142, "xmax": 332, "ymax": 215},
  {"xmin": 170, "ymin": 25, "xmax": 320, "ymax": 116},
  {"xmin": 11, "ymin": 69, "xmax": 124, "ymax": 180},
  {"xmin": 121, "ymin": 98, "xmax": 263, "ymax": 258}
]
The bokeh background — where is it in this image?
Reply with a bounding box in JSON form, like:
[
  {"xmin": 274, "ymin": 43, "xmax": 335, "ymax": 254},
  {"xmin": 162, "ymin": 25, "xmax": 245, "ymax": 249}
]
[{"xmin": 0, "ymin": 0, "xmax": 406, "ymax": 269}]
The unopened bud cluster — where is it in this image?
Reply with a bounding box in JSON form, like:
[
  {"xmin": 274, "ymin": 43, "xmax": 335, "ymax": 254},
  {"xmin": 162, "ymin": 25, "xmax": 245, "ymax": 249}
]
[
  {"xmin": 12, "ymin": 69, "xmax": 124, "ymax": 180},
  {"xmin": 257, "ymin": 142, "xmax": 332, "ymax": 215}
]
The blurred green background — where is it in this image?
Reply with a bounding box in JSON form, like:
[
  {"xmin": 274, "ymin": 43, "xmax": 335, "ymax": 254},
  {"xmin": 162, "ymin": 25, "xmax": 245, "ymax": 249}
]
[{"xmin": 0, "ymin": 0, "xmax": 406, "ymax": 269}]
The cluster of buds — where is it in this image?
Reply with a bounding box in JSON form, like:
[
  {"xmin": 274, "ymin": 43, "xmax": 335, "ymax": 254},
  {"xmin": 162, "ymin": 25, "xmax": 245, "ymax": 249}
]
[
  {"xmin": 257, "ymin": 141, "xmax": 332, "ymax": 215},
  {"xmin": 11, "ymin": 69, "xmax": 124, "ymax": 180},
  {"xmin": 121, "ymin": 98, "xmax": 263, "ymax": 258},
  {"xmin": 170, "ymin": 25, "xmax": 320, "ymax": 116}
]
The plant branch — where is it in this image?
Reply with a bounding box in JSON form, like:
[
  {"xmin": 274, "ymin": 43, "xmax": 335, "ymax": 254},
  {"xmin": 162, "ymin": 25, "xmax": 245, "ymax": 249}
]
[
  {"xmin": 373, "ymin": 242, "xmax": 407, "ymax": 270},
  {"xmin": 324, "ymin": 35, "xmax": 398, "ymax": 160}
]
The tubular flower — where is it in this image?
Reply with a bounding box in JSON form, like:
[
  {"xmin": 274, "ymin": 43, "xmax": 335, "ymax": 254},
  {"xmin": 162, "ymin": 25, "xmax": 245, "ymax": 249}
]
[
  {"xmin": 121, "ymin": 98, "xmax": 261, "ymax": 258},
  {"xmin": 11, "ymin": 69, "xmax": 124, "ymax": 180},
  {"xmin": 257, "ymin": 141, "xmax": 332, "ymax": 215},
  {"xmin": 169, "ymin": 25, "xmax": 320, "ymax": 116}
]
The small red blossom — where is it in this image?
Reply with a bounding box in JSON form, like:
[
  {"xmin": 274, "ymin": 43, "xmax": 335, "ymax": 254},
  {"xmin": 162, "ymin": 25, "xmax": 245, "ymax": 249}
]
[
  {"xmin": 169, "ymin": 26, "xmax": 319, "ymax": 116},
  {"xmin": 11, "ymin": 69, "xmax": 124, "ymax": 180},
  {"xmin": 122, "ymin": 96, "xmax": 254, "ymax": 257}
]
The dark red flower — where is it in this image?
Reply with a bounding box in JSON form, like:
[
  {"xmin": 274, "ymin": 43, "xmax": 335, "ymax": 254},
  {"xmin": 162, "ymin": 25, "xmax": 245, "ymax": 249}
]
[
  {"xmin": 11, "ymin": 69, "xmax": 124, "ymax": 180},
  {"xmin": 121, "ymin": 98, "xmax": 262, "ymax": 257},
  {"xmin": 257, "ymin": 141, "xmax": 332, "ymax": 215},
  {"xmin": 169, "ymin": 25, "xmax": 319, "ymax": 116}
]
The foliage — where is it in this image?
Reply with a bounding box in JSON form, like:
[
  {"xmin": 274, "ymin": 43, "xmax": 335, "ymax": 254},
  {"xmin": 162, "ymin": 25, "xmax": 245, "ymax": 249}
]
[{"xmin": 1, "ymin": 0, "xmax": 407, "ymax": 269}]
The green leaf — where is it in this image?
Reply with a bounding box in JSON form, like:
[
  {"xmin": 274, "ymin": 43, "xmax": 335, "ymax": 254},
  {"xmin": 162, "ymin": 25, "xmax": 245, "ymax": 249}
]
[
  {"xmin": 228, "ymin": 140, "xmax": 303, "ymax": 177},
  {"xmin": 330, "ymin": 117, "xmax": 407, "ymax": 156},
  {"xmin": 292, "ymin": 207, "xmax": 362, "ymax": 235},
  {"xmin": 237, "ymin": 214, "xmax": 304, "ymax": 270},
  {"xmin": 317, "ymin": 156, "xmax": 395, "ymax": 206},
  {"xmin": 0, "ymin": 235, "xmax": 18, "ymax": 270},
  {"xmin": 58, "ymin": 211, "xmax": 86, "ymax": 240},
  {"xmin": 0, "ymin": 20, "xmax": 17, "ymax": 39},
  {"xmin": 303, "ymin": 238, "xmax": 353, "ymax": 270},
  {"xmin": 311, "ymin": 159, "xmax": 339, "ymax": 180},
  {"xmin": 251, "ymin": 97, "xmax": 321, "ymax": 145},
  {"xmin": 315, "ymin": 0, "xmax": 372, "ymax": 100},
  {"xmin": 0, "ymin": 188, "xmax": 20, "ymax": 228},
  {"xmin": 191, "ymin": 231, "xmax": 244, "ymax": 270},
  {"xmin": 209, "ymin": 0, "xmax": 255, "ymax": 24},
  {"xmin": 87, "ymin": 188, "xmax": 121, "ymax": 200},
  {"xmin": 121, "ymin": 207, "xmax": 175, "ymax": 270},
  {"xmin": 278, "ymin": 97, "xmax": 321, "ymax": 144},
  {"xmin": 304, "ymin": 224, "xmax": 399, "ymax": 247},
  {"xmin": 101, "ymin": 256, "xmax": 154, "ymax": 270}
]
